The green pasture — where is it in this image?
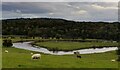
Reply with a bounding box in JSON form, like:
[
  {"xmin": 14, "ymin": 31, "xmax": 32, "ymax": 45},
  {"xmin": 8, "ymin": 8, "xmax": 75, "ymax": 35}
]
[
  {"xmin": 2, "ymin": 47, "xmax": 118, "ymax": 68},
  {"xmin": 35, "ymin": 41, "xmax": 118, "ymax": 51}
]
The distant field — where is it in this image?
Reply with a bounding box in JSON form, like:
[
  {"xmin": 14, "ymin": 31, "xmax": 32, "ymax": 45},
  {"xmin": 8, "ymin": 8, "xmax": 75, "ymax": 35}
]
[
  {"xmin": 1, "ymin": 37, "xmax": 119, "ymax": 68},
  {"xmin": 2, "ymin": 47, "xmax": 118, "ymax": 68},
  {"xmin": 34, "ymin": 41, "xmax": 118, "ymax": 51},
  {"xmin": 2, "ymin": 38, "xmax": 96, "ymax": 43},
  {"xmin": 2, "ymin": 36, "xmax": 116, "ymax": 42},
  {"xmin": 4, "ymin": 38, "xmax": 40, "ymax": 43}
]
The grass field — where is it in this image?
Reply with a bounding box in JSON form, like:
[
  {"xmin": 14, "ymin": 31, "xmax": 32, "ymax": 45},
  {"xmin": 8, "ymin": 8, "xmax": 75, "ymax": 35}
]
[
  {"xmin": 2, "ymin": 38, "xmax": 119, "ymax": 68},
  {"xmin": 0, "ymin": 38, "xmax": 2, "ymax": 69},
  {"xmin": 2, "ymin": 47, "xmax": 118, "ymax": 68},
  {"xmin": 5, "ymin": 38, "xmax": 40, "ymax": 43},
  {"xmin": 34, "ymin": 41, "xmax": 118, "ymax": 51}
]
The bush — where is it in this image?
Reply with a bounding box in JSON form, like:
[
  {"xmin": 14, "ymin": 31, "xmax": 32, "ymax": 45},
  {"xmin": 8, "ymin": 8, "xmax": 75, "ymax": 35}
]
[{"xmin": 3, "ymin": 39, "xmax": 13, "ymax": 47}]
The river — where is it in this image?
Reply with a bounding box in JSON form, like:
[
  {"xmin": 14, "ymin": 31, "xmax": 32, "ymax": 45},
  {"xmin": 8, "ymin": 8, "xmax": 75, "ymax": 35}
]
[{"xmin": 13, "ymin": 42, "xmax": 118, "ymax": 55}]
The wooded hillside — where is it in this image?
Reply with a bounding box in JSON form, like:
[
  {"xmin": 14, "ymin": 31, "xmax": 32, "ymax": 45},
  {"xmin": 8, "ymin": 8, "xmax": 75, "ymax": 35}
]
[{"xmin": 2, "ymin": 18, "xmax": 120, "ymax": 41}]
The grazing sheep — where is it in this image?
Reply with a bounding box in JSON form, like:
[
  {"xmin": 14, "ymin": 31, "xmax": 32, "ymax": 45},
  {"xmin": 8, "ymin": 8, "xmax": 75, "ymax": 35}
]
[
  {"xmin": 31, "ymin": 54, "xmax": 41, "ymax": 59},
  {"xmin": 77, "ymin": 55, "xmax": 81, "ymax": 58},
  {"xmin": 5, "ymin": 50, "xmax": 8, "ymax": 53},
  {"xmin": 111, "ymin": 59, "xmax": 116, "ymax": 62},
  {"xmin": 31, "ymin": 53, "xmax": 33, "ymax": 55},
  {"xmin": 74, "ymin": 51, "xmax": 79, "ymax": 55},
  {"xmin": 74, "ymin": 51, "xmax": 81, "ymax": 58}
]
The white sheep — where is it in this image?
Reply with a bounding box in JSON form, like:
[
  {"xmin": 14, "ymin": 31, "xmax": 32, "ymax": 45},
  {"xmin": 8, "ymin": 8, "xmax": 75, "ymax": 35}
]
[
  {"xmin": 31, "ymin": 53, "xmax": 33, "ymax": 55},
  {"xmin": 111, "ymin": 59, "xmax": 116, "ymax": 62},
  {"xmin": 5, "ymin": 50, "xmax": 8, "ymax": 53},
  {"xmin": 74, "ymin": 51, "xmax": 79, "ymax": 55},
  {"xmin": 31, "ymin": 54, "xmax": 41, "ymax": 59}
]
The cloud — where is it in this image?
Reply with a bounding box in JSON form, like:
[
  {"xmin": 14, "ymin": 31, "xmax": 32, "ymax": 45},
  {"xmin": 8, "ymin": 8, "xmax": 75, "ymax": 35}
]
[
  {"xmin": 91, "ymin": 4, "xmax": 118, "ymax": 10},
  {"xmin": 71, "ymin": 10, "xmax": 87, "ymax": 15},
  {"xmin": 2, "ymin": 3, "xmax": 52, "ymax": 14},
  {"xmin": 16, "ymin": 9, "xmax": 21, "ymax": 13},
  {"xmin": 49, "ymin": 13, "xmax": 54, "ymax": 15},
  {"xmin": 2, "ymin": 0, "xmax": 119, "ymax": 2},
  {"xmin": 77, "ymin": 10, "xmax": 87, "ymax": 14},
  {"xmin": 2, "ymin": 11, "xmax": 22, "ymax": 19},
  {"xmin": 2, "ymin": 2, "xmax": 118, "ymax": 22}
]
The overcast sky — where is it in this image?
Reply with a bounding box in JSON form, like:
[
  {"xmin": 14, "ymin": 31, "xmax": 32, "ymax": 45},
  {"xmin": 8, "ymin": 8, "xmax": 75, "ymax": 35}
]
[{"xmin": 2, "ymin": 2, "xmax": 118, "ymax": 22}]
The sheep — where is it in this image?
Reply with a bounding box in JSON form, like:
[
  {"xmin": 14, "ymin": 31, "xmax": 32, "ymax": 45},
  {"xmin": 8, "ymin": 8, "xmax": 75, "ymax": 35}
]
[
  {"xmin": 30, "ymin": 53, "xmax": 33, "ymax": 55},
  {"xmin": 74, "ymin": 51, "xmax": 79, "ymax": 55},
  {"xmin": 5, "ymin": 50, "xmax": 8, "ymax": 53},
  {"xmin": 77, "ymin": 55, "xmax": 81, "ymax": 58},
  {"xmin": 31, "ymin": 54, "xmax": 41, "ymax": 59},
  {"xmin": 74, "ymin": 51, "xmax": 81, "ymax": 58},
  {"xmin": 111, "ymin": 59, "xmax": 116, "ymax": 62}
]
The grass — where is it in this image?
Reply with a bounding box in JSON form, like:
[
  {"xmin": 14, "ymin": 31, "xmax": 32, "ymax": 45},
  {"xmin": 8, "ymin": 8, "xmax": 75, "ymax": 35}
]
[
  {"xmin": 34, "ymin": 41, "xmax": 118, "ymax": 51},
  {"xmin": 1, "ymin": 37, "xmax": 119, "ymax": 68},
  {"xmin": 0, "ymin": 39, "xmax": 2, "ymax": 68},
  {"xmin": 6, "ymin": 38, "xmax": 40, "ymax": 43},
  {"xmin": 2, "ymin": 47, "xmax": 119, "ymax": 68}
]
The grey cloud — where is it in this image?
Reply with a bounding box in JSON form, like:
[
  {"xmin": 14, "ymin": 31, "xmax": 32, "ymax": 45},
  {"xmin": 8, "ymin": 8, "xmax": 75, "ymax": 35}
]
[
  {"xmin": 2, "ymin": 2, "xmax": 52, "ymax": 14},
  {"xmin": 2, "ymin": 2, "xmax": 118, "ymax": 22}
]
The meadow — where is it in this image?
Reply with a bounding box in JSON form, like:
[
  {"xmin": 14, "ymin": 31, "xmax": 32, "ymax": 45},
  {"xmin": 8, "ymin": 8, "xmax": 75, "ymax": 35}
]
[
  {"xmin": 2, "ymin": 47, "xmax": 118, "ymax": 68},
  {"xmin": 2, "ymin": 37, "xmax": 119, "ymax": 69},
  {"xmin": 34, "ymin": 41, "xmax": 118, "ymax": 51}
]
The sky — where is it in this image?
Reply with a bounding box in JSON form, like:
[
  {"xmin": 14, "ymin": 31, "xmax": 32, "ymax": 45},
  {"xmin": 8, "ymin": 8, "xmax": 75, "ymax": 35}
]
[{"xmin": 1, "ymin": 2, "xmax": 118, "ymax": 22}]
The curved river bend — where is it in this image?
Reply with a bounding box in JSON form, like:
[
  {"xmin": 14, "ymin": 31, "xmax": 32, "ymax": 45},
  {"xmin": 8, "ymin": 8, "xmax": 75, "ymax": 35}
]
[{"xmin": 13, "ymin": 42, "xmax": 118, "ymax": 55}]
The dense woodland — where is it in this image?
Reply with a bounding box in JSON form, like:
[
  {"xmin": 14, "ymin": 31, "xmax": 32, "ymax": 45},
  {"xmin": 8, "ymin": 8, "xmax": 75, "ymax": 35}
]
[{"xmin": 2, "ymin": 18, "xmax": 120, "ymax": 41}]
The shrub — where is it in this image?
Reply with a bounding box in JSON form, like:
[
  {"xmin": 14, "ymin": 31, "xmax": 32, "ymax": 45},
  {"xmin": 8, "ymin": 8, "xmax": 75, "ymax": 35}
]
[{"xmin": 3, "ymin": 39, "xmax": 13, "ymax": 47}]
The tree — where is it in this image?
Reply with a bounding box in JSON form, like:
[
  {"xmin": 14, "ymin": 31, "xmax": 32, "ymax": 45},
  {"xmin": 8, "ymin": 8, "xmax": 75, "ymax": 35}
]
[
  {"xmin": 81, "ymin": 30, "xmax": 87, "ymax": 40},
  {"xmin": 2, "ymin": 18, "xmax": 119, "ymax": 40},
  {"xmin": 3, "ymin": 39, "xmax": 13, "ymax": 47}
]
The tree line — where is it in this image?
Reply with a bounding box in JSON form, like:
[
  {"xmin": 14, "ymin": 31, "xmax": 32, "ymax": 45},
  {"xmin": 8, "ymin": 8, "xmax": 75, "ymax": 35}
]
[{"xmin": 2, "ymin": 18, "xmax": 120, "ymax": 41}]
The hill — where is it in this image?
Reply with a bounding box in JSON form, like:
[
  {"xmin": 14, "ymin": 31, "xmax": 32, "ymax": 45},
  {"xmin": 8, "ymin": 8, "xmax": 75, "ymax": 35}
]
[{"xmin": 2, "ymin": 18, "xmax": 120, "ymax": 41}]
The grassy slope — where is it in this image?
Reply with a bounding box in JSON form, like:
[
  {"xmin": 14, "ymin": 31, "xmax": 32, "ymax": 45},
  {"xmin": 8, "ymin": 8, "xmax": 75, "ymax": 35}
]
[
  {"xmin": 0, "ymin": 39, "xmax": 2, "ymax": 68},
  {"xmin": 35, "ymin": 41, "xmax": 118, "ymax": 51},
  {"xmin": 2, "ymin": 47, "xmax": 118, "ymax": 68}
]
